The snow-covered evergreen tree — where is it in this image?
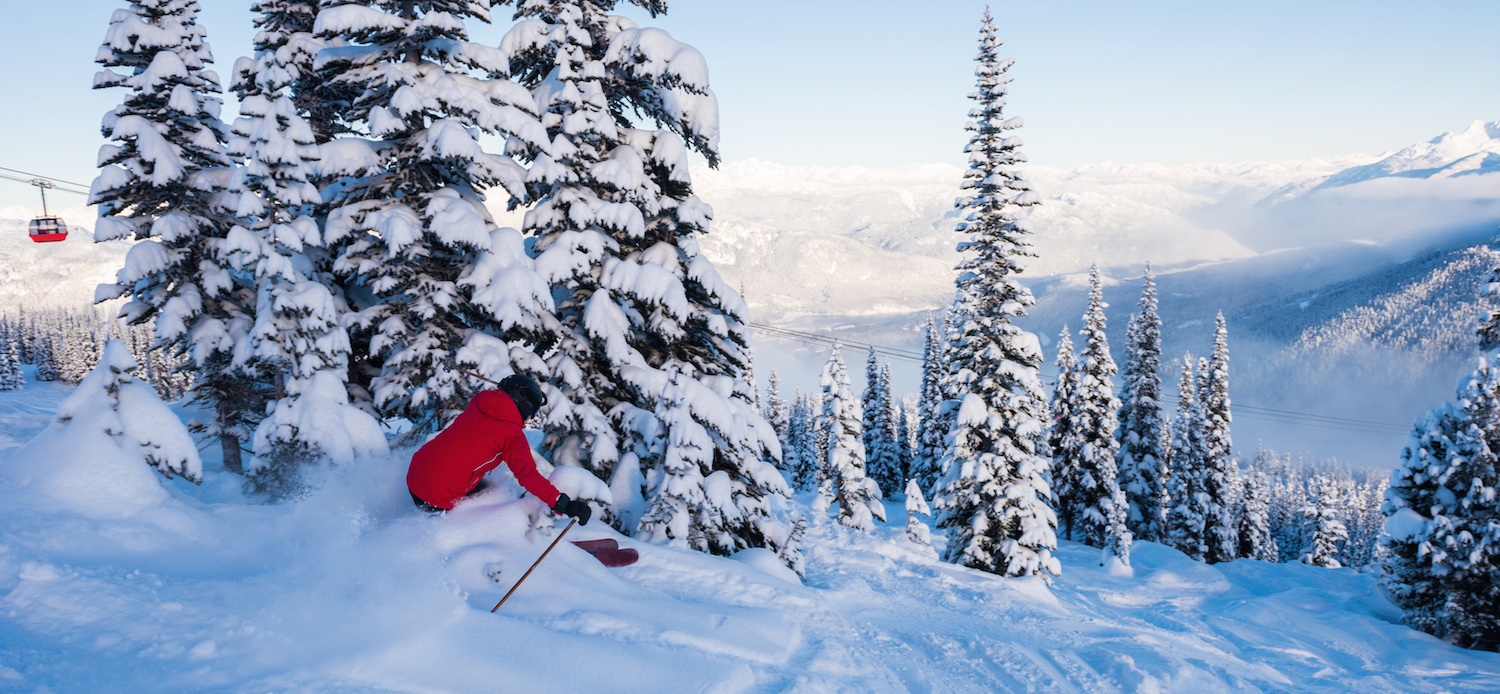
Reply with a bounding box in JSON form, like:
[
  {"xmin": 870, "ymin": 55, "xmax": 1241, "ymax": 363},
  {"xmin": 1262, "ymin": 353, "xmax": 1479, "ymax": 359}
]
[
  {"xmin": 91, "ymin": 0, "xmax": 266, "ymax": 474},
  {"xmin": 1102, "ymin": 488, "xmax": 1132, "ymax": 572},
  {"xmin": 1200, "ymin": 313, "xmax": 1238, "ymax": 563},
  {"xmin": 1071, "ymin": 264, "xmax": 1122, "ymax": 547},
  {"xmin": 499, "ymin": 2, "xmax": 795, "ymax": 567},
  {"xmin": 59, "ymin": 322, "xmax": 92, "ymax": 386},
  {"xmin": 912, "ymin": 313, "xmax": 949, "ymax": 495},
  {"xmin": 861, "ymin": 347, "xmax": 894, "ymax": 496},
  {"xmin": 1048, "ymin": 327, "xmax": 1082, "ymax": 540},
  {"xmin": 905, "ymin": 478, "xmax": 933, "ymax": 546},
  {"xmin": 59, "ymin": 340, "xmax": 202, "ymax": 483},
  {"xmin": 235, "ymin": 0, "xmax": 344, "ymax": 145},
  {"xmin": 1341, "ymin": 477, "xmax": 1387, "ymax": 569},
  {"xmin": 785, "ymin": 390, "xmax": 817, "ymax": 491},
  {"xmin": 1301, "ymin": 475, "xmax": 1347, "ymax": 568},
  {"xmin": 0, "ymin": 336, "xmax": 23, "ymax": 391},
  {"xmin": 33, "ymin": 336, "xmax": 59, "ymax": 383},
  {"xmin": 766, "ymin": 369, "xmax": 788, "ymax": 459},
  {"xmin": 932, "ymin": 8, "xmax": 1055, "ymax": 581},
  {"xmin": 896, "ymin": 398, "xmax": 914, "ymax": 486},
  {"xmin": 1385, "ymin": 400, "xmax": 1467, "ymax": 636},
  {"xmin": 1117, "ymin": 265, "xmax": 1168, "ymax": 542},
  {"xmin": 1478, "ymin": 245, "xmax": 1500, "ymax": 353},
  {"xmin": 638, "ymin": 370, "xmax": 727, "ymax": 552},
  {"xmin": 1240, "ymin": 450, "xmax": 1276, "ymax": 562},
  {"xmin": 227, "ymin": 0, "xmax": 386, "ymax": 495},
  {"xmin": 1383, "ymin": 355, "xmax": 1500, "ymax": 650},
  {"xmin": 1167, "ymin": 356, "xmax": 1210, "ymax": 561},
  {"xmin": 819, "ymin": 344, "xmax": 885, "ymax": 530},
  {"xmin": 312, "ymin": 0, "xmax": 555, "ymax": 435},
  {"xmin": 865, "ymin": 358, "xmax": 902, "ymax": 495}
]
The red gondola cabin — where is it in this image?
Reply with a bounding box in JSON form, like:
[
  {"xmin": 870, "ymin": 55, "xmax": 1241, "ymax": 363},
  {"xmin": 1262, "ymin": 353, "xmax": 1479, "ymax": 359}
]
[{"xmin": 28, "ymin": 217, "xmax": 68, "ymax": 243}]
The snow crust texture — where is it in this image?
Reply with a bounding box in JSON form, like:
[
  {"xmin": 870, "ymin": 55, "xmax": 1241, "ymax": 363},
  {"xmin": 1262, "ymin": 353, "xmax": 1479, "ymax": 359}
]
[{"xmin": 1, "ymin": 361, "xmax": 1495, "ymax": 691}]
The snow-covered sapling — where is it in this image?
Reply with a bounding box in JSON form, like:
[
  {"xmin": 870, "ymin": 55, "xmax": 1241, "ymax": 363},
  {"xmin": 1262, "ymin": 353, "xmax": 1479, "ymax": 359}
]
[
  {"xmin": 905, "ymin": 478, "xmax": 933, "ymax": 546},
  {"xmin": 1102, "ymin": 488, "xmax": 1133, "ymax": 576},
  {"xmin": 58, "ymin": 340, "xmax": 202, "ymax": 484},
  {"xmin": 819, "ymin": 343, "xmax": 885, "ymax": 530}
]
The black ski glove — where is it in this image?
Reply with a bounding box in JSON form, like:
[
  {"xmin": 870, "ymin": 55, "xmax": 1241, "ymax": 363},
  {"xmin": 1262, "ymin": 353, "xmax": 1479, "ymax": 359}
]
[{"xmin": 552, "ymin": 493, "xmax": 591, "ymax": 526}]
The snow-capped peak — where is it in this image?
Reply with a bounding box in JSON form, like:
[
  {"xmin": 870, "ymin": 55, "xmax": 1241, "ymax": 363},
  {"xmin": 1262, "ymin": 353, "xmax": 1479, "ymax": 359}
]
[{"xmin": 1302, "ymin": 118, "xmax": 1500, "ymax": 193}]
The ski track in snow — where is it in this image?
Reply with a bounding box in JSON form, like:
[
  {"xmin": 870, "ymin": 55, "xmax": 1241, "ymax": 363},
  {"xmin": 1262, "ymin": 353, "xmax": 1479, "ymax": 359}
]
[{"xmin": 1, "ymin": 374, "xmax": 1498, "ymax": 693}]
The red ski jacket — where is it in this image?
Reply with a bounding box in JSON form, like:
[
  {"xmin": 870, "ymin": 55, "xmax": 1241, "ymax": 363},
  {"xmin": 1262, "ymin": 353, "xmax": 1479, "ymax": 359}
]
[{"xmin": 406, "ymin": 390, "xmax": 561, "ymax": 510}]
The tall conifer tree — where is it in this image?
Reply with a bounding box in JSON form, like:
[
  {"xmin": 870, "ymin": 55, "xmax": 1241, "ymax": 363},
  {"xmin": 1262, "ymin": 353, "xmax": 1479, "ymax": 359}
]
[
  {"xmin": 932, "ymin": 10, "xmax": 1057, "ymax": 580},
  {"xmin": 913, "ymin": 313, "xmax": 949, "ymax": 495},
  {"xmin": 0, "ymin": 337, "xmax": 23, "ymax": 391},
  {"xmin": 227, "ymin": 0, "xmax": 385, "ymax": 493},
  {"xmin": 502, "ymin": 0, "xmax": 797, "ymax": 566},
  {"xmin": 1383, "ymin": 355, "xmax": 1500, "ymax": 650},
  {"xmin": 862, "ymin": 347, "xmax": 894, "ymax": 495},
  {"xmin": 313, "ymin": 0, "xmax": 555, "ymax": 436},
  {"xmin": 1301, "ymin": 475, "xmax": 1347, "ymax": 568},
  {"xmin": 1201, "ymin": 314, "xmax": 1239, "ymax": 563},
  {"xmin": 1048, "ymin": 327, "xmax": 1081, "ymax": 540},
  {"xmin": 1240, "ymin": 450, "xmax": 1276, "ymax": 561},
  {"xmin": 1167, "ymin": 356, "xmax": 1209, "ymax": 561},
  {"xmin": 766, "ymin": 369, "xmax": 789, "ymax": 459},
  {"xmin": 1117, "ymin": 266, "xmax": 1168, "ymax": 541},
  {"xmin": 818, "ymin": 344, "xmax": 885, "ymax": 529},
  {"xmin": 866, "ymin": 358, "xmax": 902, "ymax": 494},
  {"xmin": 91, "ymin": 0, "xmax": 263, "ymax": 474},
  {"xmin": 1071, "ymin": 265, "xmax": 1123, "ymax": 547}
]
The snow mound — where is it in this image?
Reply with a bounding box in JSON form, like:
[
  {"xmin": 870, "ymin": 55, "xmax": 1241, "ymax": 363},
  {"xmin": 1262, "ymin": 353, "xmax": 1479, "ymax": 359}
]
[
  {"xmin": 732, "ymin": 547, "xmax": 803, "ymax": 585},
  {"xmin": 1, "ymin": 340, "xmax": 197, "ymax": 520}
]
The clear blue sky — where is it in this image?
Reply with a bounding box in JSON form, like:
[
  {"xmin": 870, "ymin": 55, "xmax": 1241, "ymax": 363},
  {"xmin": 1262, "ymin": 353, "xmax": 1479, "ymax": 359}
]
[{"xmin": 2, "ymin": 0, "xmax": 1496, "ymax": 209}]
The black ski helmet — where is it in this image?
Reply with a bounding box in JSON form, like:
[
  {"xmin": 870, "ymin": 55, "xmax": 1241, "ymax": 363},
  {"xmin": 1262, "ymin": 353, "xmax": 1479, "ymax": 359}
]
[{"xmin": 499, "ymin": 374, "xmax": 547, "ymax": 421}]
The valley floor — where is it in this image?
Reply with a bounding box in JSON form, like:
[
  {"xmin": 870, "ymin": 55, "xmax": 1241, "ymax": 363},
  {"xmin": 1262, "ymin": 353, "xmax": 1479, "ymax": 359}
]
[{"xmin": 1, "ymin": 376, "xmax": 1497, "ymax": 693}]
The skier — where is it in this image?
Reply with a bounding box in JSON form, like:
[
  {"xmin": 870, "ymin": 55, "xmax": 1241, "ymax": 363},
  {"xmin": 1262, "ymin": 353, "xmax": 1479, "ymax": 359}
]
[{"xmin": 406, "ymin": 374, "xmax": 592, "ymax": 525}]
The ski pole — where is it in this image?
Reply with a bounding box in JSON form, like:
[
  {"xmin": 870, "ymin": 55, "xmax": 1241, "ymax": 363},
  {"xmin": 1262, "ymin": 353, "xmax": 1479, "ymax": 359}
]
[
  {"xmin": 492, "ymin": 518, "xmax": 577, "ymax": 612},
  {"xmin": 456, "ymin": 367, "xmax": 502, "ymax": 387}
]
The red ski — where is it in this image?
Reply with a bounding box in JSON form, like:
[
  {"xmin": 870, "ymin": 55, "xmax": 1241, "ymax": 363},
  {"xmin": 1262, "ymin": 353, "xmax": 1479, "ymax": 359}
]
[{"xmin": 571, "ymin": 539, "xmax": 639, "ymax": 567}]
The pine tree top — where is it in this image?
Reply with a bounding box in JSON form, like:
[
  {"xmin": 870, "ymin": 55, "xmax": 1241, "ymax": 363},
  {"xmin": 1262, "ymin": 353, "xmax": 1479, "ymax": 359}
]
[{"xmin": 953, "ymin": 9, "xmax": 1040, "ymax": 327}]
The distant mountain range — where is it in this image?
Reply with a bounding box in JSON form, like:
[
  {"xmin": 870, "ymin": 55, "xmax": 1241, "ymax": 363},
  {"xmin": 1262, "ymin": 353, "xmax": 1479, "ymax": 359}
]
[
  {"xmin": 1263, "ymin": 120, "xmax": 1500, "ymax": 203},
  {"xmin": 689, "ymin": 120, "xmax": 1500, "ymax": 325}
]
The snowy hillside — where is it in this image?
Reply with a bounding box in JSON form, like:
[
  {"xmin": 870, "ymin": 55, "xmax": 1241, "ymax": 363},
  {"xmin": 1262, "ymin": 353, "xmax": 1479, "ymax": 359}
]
[
  {"xmin": 1, "ymin": 371, "xmax": 1497, "ymax": 692},
  {"xmin": 0, "ymin": 204, "xmax": 127, "ymax": 311}
]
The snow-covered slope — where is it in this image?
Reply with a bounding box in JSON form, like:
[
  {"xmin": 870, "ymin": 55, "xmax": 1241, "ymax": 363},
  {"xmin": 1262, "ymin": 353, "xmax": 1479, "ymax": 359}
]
[{"xmin": 1, "ymin": 374, "xmax": 1497, "ymax": 692}]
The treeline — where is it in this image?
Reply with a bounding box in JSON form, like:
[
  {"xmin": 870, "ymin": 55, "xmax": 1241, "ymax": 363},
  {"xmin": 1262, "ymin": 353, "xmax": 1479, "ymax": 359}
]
[
  {"xmin": 755, "ymin": 297, "xmax": 1387, "ymax": 573},
  {"xmin": 0, "ymin": 307, "xmax": 191, "ymax": 399}
]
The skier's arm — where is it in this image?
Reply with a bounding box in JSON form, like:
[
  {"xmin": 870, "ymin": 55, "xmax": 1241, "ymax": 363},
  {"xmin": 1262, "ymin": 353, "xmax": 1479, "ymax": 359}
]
[{"xmin": 501, "ymin": 425, "xmax": 561, "ymax": 508}]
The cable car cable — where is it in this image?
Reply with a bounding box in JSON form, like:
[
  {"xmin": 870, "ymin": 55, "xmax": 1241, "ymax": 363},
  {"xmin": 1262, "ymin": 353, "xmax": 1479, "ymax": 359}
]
[
  {"xmin": 0, "ymin": 166, "xmax": 90, "ymax": 190},
  {"xmin": 0, "ymin": 172, "xmax": 88, "ymax": 195}
]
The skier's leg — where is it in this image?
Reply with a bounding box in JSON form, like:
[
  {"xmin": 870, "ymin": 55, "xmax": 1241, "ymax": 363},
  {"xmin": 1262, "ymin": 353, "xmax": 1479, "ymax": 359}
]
[{"xmin": 411, "ymin": 491, "xmax": 446, "ymax": 514}]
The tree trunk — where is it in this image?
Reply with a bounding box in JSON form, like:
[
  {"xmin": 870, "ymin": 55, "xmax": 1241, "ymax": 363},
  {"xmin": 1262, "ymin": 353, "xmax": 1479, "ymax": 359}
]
[{"xmin": 222, "ymin": 433, "xmax": 243, "ymax": 475}]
